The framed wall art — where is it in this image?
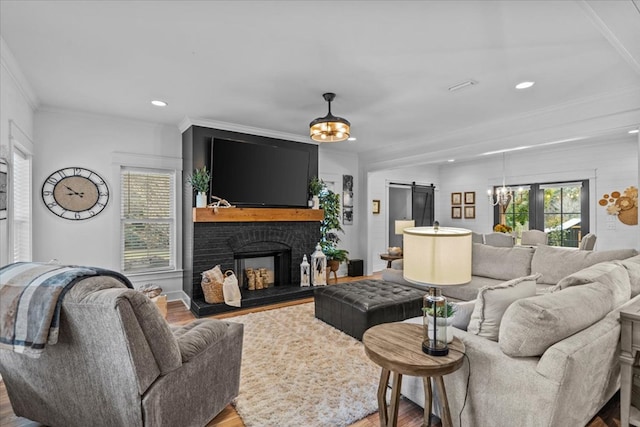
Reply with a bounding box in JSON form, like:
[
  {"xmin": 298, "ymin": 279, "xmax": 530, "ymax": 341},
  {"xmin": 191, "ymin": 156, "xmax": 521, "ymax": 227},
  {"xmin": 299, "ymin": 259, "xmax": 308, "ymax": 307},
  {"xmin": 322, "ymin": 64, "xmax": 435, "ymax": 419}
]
[
  {"xmin": 451, "ymin": 192, "xmax": 462, "ymax": 205},
  {"xmin": 464, "ymin": 206, "xmax": 476, "ymax": 219},
  {"xmin": 372, "ymin": 199, "xmax": 380, "ymax": 214},
  {"xmin": 342, "ymin": 174, "xmax": 353, "ymax": 225},
  {"xmin": 464, "ymin": 191, "xmax": 475, "ymax": 205},
  {"xmin": 452, "ymin": 206, "xmax": 462, "ymax": 219}
]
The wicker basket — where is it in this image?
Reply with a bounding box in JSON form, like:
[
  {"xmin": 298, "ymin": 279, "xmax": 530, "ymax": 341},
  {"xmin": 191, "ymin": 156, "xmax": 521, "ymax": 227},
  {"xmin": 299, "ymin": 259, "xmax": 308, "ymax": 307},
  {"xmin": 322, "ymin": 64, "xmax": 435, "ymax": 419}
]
[{"xmin": 202, "ymin": 280, "xmax": 224, "ymax": 304}]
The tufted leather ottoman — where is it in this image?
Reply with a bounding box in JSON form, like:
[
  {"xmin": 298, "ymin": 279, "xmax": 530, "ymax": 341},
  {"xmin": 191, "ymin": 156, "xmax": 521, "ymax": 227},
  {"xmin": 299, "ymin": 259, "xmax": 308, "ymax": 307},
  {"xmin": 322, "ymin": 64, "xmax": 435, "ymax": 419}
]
[{"xmin": 314, "ymin": 279, "xmax": 425, "ymax": 340}]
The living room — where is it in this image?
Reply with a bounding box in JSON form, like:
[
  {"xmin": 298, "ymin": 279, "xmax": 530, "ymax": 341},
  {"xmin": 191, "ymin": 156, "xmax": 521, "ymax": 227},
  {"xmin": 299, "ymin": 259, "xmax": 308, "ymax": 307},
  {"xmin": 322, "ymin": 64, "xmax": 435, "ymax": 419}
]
[{"xmin": 1, "ymin": 1, "xmax": 640, "ymax": 426}]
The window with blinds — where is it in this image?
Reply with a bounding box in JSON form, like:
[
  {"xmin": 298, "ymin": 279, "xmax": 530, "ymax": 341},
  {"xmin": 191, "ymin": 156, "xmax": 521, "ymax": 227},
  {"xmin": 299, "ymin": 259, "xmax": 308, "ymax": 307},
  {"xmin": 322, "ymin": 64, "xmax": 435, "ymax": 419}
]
[
  {"xmin": 13, "ymin": 148, "xmax": 31, "ymax": 262},
  {"xmin": 121, "ymin": 168, "xmax": 175, "ymax": 273}
]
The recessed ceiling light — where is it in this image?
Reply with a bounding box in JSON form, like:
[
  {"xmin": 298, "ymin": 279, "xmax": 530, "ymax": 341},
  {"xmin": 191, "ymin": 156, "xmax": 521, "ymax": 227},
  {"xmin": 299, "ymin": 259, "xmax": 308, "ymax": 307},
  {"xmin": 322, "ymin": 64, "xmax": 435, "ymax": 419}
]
[
  {"xmin": 151, "ymin": 100, "xmax": 168, "ymax": 107},
  {"xmin": 515, "ymin": 81, "xmax": 535, "ymax": 90},
  {"xmin": 629, "ymin": 129, "xmax": 639, "ymax": 134},
  {"xmin": 447, "ymin": 159, "xmax": 455, "ymax": 162},
  {"xmin": 347, "ymin": 137, "xmax": 357, "ymax": 141}
]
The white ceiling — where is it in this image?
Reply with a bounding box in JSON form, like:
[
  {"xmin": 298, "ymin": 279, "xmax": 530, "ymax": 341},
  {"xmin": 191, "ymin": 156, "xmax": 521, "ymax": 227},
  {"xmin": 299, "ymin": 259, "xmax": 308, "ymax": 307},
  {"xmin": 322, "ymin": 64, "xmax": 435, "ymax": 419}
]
[{"xmin": 1, "ymin": 0, "xmax": 640, "ymax": 170}]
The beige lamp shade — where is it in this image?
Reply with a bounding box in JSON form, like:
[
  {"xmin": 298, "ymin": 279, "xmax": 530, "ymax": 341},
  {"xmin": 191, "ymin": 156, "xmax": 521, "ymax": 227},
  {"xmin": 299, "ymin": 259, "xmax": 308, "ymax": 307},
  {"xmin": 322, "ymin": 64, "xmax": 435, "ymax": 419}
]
[
  {"xmin": 394, "ymin": 219, "xmax": 415, "ymax": 235},
  {"xmin": 403, "ymin": 226, "xmax": 472, "ymax": 286}
]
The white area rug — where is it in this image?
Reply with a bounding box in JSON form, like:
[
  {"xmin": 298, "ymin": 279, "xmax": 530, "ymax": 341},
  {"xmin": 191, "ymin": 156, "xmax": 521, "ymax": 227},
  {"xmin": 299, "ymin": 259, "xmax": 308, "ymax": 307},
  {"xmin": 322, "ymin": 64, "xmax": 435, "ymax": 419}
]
[{"xmin": 225, "ymin": 303, "xmax": 380, "ymax": 427}]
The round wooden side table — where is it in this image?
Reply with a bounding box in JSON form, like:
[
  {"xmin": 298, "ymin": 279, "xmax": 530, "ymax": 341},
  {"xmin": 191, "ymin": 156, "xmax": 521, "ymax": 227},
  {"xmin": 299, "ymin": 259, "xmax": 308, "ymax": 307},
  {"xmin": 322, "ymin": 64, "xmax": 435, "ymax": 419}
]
[
  {"xmin": 363, "ymin": 322, "xmax": 465, "ymax": 427},
  {"xmin": 380, "ymin": 253, "xmax": 403, "ymax": 268}
]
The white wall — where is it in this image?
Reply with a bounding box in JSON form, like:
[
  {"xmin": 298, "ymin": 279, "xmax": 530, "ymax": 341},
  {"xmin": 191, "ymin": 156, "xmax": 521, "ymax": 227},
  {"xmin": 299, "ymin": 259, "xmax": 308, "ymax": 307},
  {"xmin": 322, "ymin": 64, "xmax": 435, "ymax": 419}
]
[
  {"xmin": 318, "ymin": 147, "xmax": 359, "ymax": 277},
  {"xmin": 366, "ymin": 165, "xmax": 439, "ymax": 274},
  {"xmin": 438, "ymin": 137, "xmax": 639, "ymax": 250},
  {"xmin": 33, "ymin": 109, "xmax": 183, "ymax": 294},
  {"xmin": 0, "ymin": 38, "xmax": 36, "ymax": 267}
]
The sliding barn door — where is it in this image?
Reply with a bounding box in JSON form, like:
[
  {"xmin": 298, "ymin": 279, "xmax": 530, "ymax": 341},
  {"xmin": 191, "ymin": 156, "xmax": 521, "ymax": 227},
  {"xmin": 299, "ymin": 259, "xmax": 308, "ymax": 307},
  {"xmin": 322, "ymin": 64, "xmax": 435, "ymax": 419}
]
[{"xmin": 412, "ymin": 184, "xmax": 435, "ymax": 227}]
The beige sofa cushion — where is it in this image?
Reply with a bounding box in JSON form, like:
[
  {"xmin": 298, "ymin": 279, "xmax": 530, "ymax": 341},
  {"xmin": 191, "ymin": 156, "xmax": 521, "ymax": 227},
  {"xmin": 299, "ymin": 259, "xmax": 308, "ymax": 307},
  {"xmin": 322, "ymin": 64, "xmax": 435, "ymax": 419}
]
[
  {"xmin": 467, "ymin": 274, "xmax": 539, "ymax": 341},
  {"xmin": 451, "ymin": 300, "xmax": 476, "ymax": 330},
  {"xmin": 616, "ymin": 255, "xmax": 640, "ymax": 298},
  {"xmin": 553, "ymin": 262, "xmax": 631, "ymax": 307},
  {"xmin": 499, "ymin": 279, "xmax": 625, "ymax": 357},
  {"xmin": 530, "ymin": 245, "xmax": 638, "ymax": 285},
  {"xmin": 472, "ymin": 244, "xmax": 535, "ymax": 281}
]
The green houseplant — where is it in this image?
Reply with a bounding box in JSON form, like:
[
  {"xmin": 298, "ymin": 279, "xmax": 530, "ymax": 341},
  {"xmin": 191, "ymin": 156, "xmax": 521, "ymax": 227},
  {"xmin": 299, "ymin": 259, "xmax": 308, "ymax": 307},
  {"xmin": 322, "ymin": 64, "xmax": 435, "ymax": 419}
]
[
  {"xmin": 423, "ymin": 301, "xmax": 456, "ymax": 318},
  {"xmin": 309, "ymin": 176, "xmax": 323, "ymax": 209},
  {"xmin": 318, "ymin": 185, "xmax": 349, "ymax": 274},
  {"xmin": 187, "ymin": 166, "xmax": 211, "ymax": 207}
]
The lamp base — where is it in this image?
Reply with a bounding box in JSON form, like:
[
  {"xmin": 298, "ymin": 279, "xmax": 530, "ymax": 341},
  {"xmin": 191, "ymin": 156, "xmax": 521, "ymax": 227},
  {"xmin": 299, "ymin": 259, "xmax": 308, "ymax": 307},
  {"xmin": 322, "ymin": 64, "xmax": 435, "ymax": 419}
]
[{"xmin": 422, "ymin": 340, "xmax": 449, "ymax": 356}]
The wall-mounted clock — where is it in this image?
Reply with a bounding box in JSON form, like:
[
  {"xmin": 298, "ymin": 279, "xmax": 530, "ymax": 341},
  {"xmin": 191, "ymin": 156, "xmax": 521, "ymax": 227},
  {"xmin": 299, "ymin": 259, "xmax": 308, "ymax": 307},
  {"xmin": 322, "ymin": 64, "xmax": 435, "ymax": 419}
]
[{"xmin": 42, "ymin": 167, "xmax": 109, "ymax": 220}]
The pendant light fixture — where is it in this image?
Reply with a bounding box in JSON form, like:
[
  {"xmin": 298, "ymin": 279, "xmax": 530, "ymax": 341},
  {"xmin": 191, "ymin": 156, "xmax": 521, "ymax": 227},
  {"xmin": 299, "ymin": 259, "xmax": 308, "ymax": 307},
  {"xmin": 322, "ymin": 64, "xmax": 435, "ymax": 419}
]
[{"xmin": 309, "ymin": 92, "xmax": 350, "ymax": 142}]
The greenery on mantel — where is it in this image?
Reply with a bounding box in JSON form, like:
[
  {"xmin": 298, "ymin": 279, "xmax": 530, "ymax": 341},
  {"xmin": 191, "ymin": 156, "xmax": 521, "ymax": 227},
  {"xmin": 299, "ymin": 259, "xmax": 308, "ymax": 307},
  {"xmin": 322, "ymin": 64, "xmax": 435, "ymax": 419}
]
[
  {"xmin": 308, "ymin": 176, "xmax": 324, "ymax": 197},
  {"xmin": 317, "ymin": 180, "xmax": 349, "ymax": 262},
  {"xmin": 186, "ymin": 166, "xmax": 211, "ymax": 193}
]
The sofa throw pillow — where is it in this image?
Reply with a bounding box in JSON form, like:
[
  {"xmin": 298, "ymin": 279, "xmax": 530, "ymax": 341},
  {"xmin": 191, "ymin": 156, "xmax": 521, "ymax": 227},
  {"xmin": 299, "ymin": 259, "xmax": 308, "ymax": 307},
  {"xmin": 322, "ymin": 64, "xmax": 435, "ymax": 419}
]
[
  {"xmin": 499, "ymin": 281, "xmax": 616, "ymax": 357},
  {"xmin": 472, "ymin": 244, "xmax": 535, "ymax": 281},
  {"xmin": 451, "ymin": 300, "xmax": 476, "ymax": 331},
  {"xmin": 467, "ymin": 274, "xmax": 539, "ymax": 341},
  {"xmin": 616, "ymin": 255, "xmax": 640, "ymax": 298},
  {"xmin": 553, "ymin": 262, "xmax": 630, "ymax": 308},
  {"xmin": 530, "ymin": 245, "xmax": 638, "ymax": 285}
]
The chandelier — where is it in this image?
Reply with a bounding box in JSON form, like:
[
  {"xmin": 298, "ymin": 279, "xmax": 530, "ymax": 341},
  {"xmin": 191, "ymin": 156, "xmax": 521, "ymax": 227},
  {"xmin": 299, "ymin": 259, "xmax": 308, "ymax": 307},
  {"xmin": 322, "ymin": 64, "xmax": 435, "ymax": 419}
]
[
  {"xmin": 309, "ymin": 93, "xmax": 350, "ymax": 142},
  {"xmin": 488, "ymin": 184, "xmax": 512, "ymax": 207},
  {"xmin": 488, "ymin": 153, "xmax": 513, "ymax": 207}
]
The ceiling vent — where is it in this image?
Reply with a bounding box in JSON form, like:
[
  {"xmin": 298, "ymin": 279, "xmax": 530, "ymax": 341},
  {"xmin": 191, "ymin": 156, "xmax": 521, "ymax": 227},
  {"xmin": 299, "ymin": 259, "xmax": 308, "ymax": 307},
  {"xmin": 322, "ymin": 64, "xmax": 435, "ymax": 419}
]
[{"xmin": 448, "ymin": 80, "xmax": 478, "ymax": 92}]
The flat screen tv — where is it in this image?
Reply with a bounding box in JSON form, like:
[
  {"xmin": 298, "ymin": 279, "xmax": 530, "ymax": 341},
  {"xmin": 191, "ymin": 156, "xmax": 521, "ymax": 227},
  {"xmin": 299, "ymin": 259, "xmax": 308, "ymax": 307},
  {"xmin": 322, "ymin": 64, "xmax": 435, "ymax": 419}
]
[{"xmin": 211, "ymin": 138, "xmax": 316, "ymax": 208}]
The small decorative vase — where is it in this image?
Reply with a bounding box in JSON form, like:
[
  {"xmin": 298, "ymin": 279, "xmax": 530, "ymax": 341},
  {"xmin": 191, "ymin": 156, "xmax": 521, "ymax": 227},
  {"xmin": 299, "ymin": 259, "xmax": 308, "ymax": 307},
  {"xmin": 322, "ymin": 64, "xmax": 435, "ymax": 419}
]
[
  {"xmin": 426, "ymin": 315, "xmax": 454, "ymax": 343},
  {"xmin": 312, "ymin": 195, "xmax": 320, "ymax": 209},
  {"xmin": 196, "ymin": 192, "xmax": 207, "ymax": 208},
  {"xmin": 388, "ymin": 247, "xmax": 402, "ymax": 256}
]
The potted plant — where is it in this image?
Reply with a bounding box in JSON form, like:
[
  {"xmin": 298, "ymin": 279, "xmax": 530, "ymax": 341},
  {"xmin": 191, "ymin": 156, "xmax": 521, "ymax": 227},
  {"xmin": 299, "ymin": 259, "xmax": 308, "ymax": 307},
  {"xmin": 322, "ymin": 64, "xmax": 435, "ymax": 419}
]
[
  {"xmin": 187, "ymin": 166, "xmax": 211, "ymax": 208},
  {"xmin": 423, "ymin": 301, "xmax": 456, "ymax": 343},
  {"xmin": 318, "ymin": 187, "xmax": 349, "ymax": 274},
  {"xmin": 308, "ymin": 176, "xmax": 323, "ymax": 209}
]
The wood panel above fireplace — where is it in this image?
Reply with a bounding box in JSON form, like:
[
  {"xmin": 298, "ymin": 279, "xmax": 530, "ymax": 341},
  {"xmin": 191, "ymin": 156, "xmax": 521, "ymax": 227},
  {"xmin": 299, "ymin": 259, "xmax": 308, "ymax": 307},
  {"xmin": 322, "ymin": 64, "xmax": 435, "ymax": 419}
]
[{"xmin": 193, "ymin": 207, "xmax": 324, "ymax": 223}]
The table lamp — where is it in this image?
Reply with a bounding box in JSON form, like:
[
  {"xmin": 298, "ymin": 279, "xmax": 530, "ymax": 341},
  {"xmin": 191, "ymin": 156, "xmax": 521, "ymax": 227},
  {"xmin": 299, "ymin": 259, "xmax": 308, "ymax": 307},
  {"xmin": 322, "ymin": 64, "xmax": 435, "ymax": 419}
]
[
  {"xmin": 390, "ymin": 219, "xmax": 415, "ymax": 255},
  {"xmin": 403, "ymin": 222, "xmax": 472, "ymax": 356}
]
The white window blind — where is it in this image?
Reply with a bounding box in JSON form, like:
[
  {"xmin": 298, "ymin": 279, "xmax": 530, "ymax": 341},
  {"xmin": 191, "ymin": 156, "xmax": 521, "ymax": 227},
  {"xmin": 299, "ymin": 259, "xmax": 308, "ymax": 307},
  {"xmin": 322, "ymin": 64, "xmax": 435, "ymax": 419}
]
[
  {"xmin": 121, "ymin": 167, "xmax": 175, "ymax": 273},
  {"xmin": 13, "ymin": 148, "xmax": 31, "ymax": 262}
]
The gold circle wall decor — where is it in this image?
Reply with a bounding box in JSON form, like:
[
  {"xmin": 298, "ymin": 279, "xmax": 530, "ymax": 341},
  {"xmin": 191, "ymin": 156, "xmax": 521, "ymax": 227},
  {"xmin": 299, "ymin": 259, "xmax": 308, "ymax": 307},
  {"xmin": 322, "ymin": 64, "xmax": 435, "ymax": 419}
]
[{"xmin": 42, "ymin": 167, "xmax": 109, "ymax": 220}]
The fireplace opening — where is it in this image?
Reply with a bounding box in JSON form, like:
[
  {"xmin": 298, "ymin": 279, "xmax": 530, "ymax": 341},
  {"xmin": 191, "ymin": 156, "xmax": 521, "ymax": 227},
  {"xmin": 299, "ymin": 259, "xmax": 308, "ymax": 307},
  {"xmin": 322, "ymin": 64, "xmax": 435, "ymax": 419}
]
[{"xmin": 234, "ymin": 249, "xmax": 292, "ymax": 290}]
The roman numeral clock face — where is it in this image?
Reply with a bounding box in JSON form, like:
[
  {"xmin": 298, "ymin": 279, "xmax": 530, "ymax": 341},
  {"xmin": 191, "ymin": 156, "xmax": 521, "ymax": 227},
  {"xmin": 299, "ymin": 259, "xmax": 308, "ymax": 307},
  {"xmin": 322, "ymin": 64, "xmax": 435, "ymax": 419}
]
[{"xmin": 42, "ymin": 167, "xmax": 109, "ymax": 220}]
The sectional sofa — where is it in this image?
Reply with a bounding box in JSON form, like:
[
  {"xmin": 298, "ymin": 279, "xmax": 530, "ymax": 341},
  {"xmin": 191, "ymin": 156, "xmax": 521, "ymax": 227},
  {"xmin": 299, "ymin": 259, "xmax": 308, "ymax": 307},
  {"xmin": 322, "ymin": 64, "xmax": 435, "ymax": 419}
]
[{"xmin": 381, "ymin": 243, "xmax": 640, "ymax": 427}]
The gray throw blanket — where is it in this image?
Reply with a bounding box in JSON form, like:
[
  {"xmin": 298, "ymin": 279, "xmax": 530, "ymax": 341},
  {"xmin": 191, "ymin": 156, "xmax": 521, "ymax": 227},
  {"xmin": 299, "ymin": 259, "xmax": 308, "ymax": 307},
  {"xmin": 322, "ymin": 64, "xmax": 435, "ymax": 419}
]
[{"xmin": 0, "ymin": 262, "xmax": 133, "ymax": 357}]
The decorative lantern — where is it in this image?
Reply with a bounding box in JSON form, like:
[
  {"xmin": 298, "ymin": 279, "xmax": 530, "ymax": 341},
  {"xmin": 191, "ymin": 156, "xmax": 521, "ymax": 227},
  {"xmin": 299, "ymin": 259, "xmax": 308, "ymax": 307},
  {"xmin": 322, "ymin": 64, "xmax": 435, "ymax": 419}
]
[
  {"xmin": 311, "ymin": 243, "xmax": 327, "ymax": 286},
  {"xmin": 300, "ymin": 254, "xmax": 310, "ymax": 287}
]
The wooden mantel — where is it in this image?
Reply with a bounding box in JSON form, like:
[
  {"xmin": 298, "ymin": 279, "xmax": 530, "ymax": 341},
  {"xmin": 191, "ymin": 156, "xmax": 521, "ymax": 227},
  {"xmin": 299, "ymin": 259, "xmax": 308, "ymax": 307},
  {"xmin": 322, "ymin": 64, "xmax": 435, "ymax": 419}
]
[{"xmin": 193, "ymin": 207, "xmax": 324, "ymax": 223}]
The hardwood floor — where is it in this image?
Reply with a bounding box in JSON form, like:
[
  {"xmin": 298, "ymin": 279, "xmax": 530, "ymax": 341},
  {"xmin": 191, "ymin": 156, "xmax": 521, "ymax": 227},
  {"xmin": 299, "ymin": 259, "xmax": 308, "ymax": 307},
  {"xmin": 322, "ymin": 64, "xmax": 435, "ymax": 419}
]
[{"xmin": 0, "ymin": 273, "xmax": 621, "ymax": 427}]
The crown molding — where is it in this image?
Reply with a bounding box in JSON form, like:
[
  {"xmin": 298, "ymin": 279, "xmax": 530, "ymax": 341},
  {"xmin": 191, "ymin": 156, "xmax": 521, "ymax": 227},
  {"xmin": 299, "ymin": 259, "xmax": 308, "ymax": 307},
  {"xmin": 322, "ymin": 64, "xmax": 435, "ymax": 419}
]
[
  {"xmin": 178, "ymin": 116, "xmax": 314, "ymax": 144},
  {"xmin": 1, "ymin": 36, "xmax": 39, "ymax": 110},
  {"xmin": 577, "ymin": 0, "xmax": 640, "ymax": 75}
]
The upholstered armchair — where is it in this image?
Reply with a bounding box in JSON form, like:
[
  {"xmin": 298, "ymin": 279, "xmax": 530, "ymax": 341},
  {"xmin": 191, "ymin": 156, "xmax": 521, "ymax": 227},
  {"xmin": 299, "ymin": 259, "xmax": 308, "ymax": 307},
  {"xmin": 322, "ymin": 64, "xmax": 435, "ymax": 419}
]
[
  {"xmin": 0, "ymin": 275, "xmax": 243, "ymax": 427},
  {"xmin": 483, "ymin": 232, "xmax": 515, "ymax": 247},
  {"xmin": 472, "ymin": 231, "xmax": 484, "ymax": 244},
  {"xmin": 521, "ymin": 229, "xmax": 548, "ymax": 246},
  {"xmin": 579, "ymin": 233, "xmax": 597, "ymax": 250}
]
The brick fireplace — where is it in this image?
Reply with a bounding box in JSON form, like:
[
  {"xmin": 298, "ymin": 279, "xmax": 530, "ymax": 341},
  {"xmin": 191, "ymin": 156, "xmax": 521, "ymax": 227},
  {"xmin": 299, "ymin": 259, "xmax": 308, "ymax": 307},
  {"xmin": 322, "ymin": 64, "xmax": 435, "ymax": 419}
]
[{"xmin": 189, "ymin": 208, "xmax": 322, "ymax": 316}]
